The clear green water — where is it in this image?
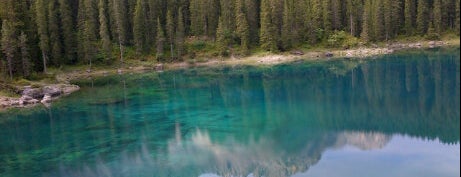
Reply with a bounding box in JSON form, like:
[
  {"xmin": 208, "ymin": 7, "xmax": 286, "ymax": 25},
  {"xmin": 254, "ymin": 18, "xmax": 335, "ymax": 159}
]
[{"xmin": 0, "ymin": 48, "xmax": 460, "ymax": 177}]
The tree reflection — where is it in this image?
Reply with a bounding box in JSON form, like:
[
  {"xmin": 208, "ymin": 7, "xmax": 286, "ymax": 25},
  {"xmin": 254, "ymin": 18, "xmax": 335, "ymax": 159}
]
[{"xmin": 0, "ymin": 47, "xmax": 459, "ymax": 176}]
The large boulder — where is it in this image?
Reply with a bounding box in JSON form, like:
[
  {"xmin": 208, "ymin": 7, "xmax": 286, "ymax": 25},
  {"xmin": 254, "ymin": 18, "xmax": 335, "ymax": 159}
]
[
  {"xmin": 61, "ymin": 84, "xmax": 80, "ymax": 95},
  {"xmin": 22, "ymin": 88, "xmax": 44, "ymax": 99},
  {"xmin": 43, "ymin": 86, "xmax": 62, "ymax": 97}
]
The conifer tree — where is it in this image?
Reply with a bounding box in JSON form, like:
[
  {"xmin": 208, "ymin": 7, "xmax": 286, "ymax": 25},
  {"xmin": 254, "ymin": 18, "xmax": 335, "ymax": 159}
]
[
  {"xmin": 456, "ymin": 0, "xmax": 460, "ymax": 34},
  {"xmin": 260, "ymin": 0, "xmax": 277, "ymax": 51},
  {"xmin": 322, "ymin": 0, "xmax": 332, "ymax": 32},
  {"xmin": 346, "ymin": 0, "xmax": 362, "ymax": 36},
  {"xmin": 48, "ymin": 0, "xmax": 62, "ymax": 66},
  {"xmin": 134, "ymin": 0, "xmax": 146, "ymax": 54},
  {"xmin": 176, "ymin": 8, "xmax": 186, "ymax": 59},
  {"xmin": 433, "ymin": 0, "xmax": 443, "ymax": 33},
  {"xmin": 189, "ymin": 0, "xmax": 203, "ymax": 35},
  {"xmin": 112, "ymin": 0, "xmax": 127, "ymax": 65},
  {"xmin": 99, "ymin": 0, "xmax": 112, "ymax": 60},
  {"xmin": 244, "ymin": 0, "xmax": 259, "ymax": 44},
  {"xmin": 216, "ymin": 16, "xmax": 228, "ymax": 56},
  {"xmin": 82, "ymin": 0, "xmax": 98, "ymax": 70},
  {"xmin": 416, "ymin": 0, "xmax": 429, "ymax": 34},
  {"xmin": 35, "ymin": 0, "xmax": 49, "ymax": 73},
  {"xmin": 1, "ymin": 20, "xmax": 16, "ymax": 80},
  {"xmin": 404, "ymin": 0, "xmax": 415, "ymax": 34},
  {"xmin": 373, "ymin": 0, "xmax": 385, "ymax": 41},
  {"xmin": 361, "ymin": 0, "xmax": 371, "ymax": 42},
  {"xmin": 220, "ymin": 0, "xmax": 236, "ymax": 33},
  {"xmin": 167, "ymin": 10, "xmax": 175, "ymax": 59},
  {"xmin": 235, "ymin": 0, "xmax": 250, "ymax": 52},
  {"xmin": 281, "ymin": 0, "xmax": 293, "ymax": 50},
  {"xmin": 156, "ymin": 18, "xmax": 165, "ymax": 61},
  {"xmin": 331, "ymin": 0, "xmax": 342, "ymax": 30},
  {"xmin": 309, "ymin": 0, "xmax": 323, "ymax": 43},
  {"xmin": 58, "ymin": 0, "xmax": 76, "ymax": 64},
  {"xmin": 19, "ymin": 32, "xmax": 31, "ymax": 77}
]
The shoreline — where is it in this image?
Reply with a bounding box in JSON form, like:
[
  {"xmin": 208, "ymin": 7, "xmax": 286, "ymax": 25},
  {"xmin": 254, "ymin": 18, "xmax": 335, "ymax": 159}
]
[{"xmin": 1, "ymin": 39, "xmax": 459, "ymax": 111}]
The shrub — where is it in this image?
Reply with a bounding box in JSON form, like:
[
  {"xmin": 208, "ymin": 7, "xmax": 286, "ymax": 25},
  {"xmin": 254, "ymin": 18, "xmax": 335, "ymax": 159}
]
[{"xmin": 327, "ymin": 31, "xmax": 359, "ymax": 49}]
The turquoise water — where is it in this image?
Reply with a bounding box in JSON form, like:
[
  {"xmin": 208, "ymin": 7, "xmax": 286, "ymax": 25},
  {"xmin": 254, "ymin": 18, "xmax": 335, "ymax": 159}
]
[{"xmin": 0, "ymin": 47, "xmax": 460, "ymax": 177}]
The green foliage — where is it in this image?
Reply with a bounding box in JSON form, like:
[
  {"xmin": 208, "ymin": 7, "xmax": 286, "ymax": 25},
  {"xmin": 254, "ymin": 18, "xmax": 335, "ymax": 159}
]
[
  {"xmin": 327, "ymin": 30, "xmax": 359, "ymax": 48},
  {"xmin": 425, "ymin": 22, "xmax": 440, "ymax": 40},
  {"xmin": 0, "ymin": 0, "xmax": 460, "ymax": 79}
]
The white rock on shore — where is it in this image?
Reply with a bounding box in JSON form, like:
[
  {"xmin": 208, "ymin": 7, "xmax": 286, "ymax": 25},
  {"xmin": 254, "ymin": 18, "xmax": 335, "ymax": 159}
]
[{"xmin": 0, "ymin": 84, "xmax": 80, "ymax": 110}]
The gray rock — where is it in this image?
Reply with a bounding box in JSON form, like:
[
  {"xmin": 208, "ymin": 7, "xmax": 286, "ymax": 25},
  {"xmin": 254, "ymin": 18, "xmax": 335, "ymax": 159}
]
[
  {"xmin": 325, "ymin": 52, "xmax": 334, "ymax": 57},
  {"xmin": 62, "ymin": 85, "xmax": 80, "ymax": 95},
  {"xmin": 21, "ymin": 95, "xmax": 34, "ymax": 101},
  {"xmin": 23, "ymin": 88, "xmax": 44, "ymax": 99},
  {"xmin": 43, "ymin": 86, "xmax": 62, "ymax": 97},
  {"xmin": 290, "ymin": 50, "xmax": 305, "ymax": 56},
  {"xmin": 41, "ymin": 94, "xmax": 52, "ymax": 104},
  {"xmin": 155, "ymin": 64, "xmax": 164, "ymax": 71}
]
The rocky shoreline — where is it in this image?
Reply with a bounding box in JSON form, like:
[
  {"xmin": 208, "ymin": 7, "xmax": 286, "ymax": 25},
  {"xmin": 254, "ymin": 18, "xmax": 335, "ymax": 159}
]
[
  {"xmin": 0, "ymin": 84, "xmax": 79, "ymax": 110},
  {"xmin": 0, "ymin": 40, "xmax": 457, "ymax": 111}
]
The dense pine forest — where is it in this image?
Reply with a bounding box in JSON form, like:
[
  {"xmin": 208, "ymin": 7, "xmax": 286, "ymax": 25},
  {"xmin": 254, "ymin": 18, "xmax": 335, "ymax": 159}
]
[{"xmin": 0, "ymin": 0, "xmax": 460, "ymax": 79}]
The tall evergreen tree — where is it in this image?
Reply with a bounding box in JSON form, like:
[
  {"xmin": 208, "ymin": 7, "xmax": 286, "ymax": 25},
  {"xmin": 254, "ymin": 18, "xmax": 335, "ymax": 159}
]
[
  {"xmin": 48, "ymin": 0, "xmax": 62, "ymax": 66},
  {"xmin": 361, "ymin": 0, "xmax": 371, "ymax": 42},
  {"xmin": 322, "ymin": 0, "xmax": 332, "ymax": 32},
  {"xmin": 19, "ymin": 32, "xmax": 31, "ymax": 77},
  {"xmin": 156, "ymin": 18, "xmax": 165, "ymax": 61},
  {"xmin": 133, "ymin": 0, "xmax": 147, "ymax": 55},
  {"xmin": 176, "ymin": 8, "xmax": 186, "ymax": 59},
  {"xmin": 260, "ymin": 0, "xmax": 277, "ymax": 51},
  {"xmin": 112, "ymin": 0, "xmax": 127, "ymax": 65},
  {"xmin": 373, "ymin": 0, "xmax": 385, "ymax": 41},
  {"xmin": 346, "ymin": 0, "xmax": 362, "ymax": 36},
  {"xmin": 216, "ymin": 16, "xmax": 228, "ymax": 55},
  {"xmin": 433, "ymin": 0, "xmax": 443, "ymax": 33},
  {"xmin": 281, "ymin": 0, "xmax": 293, "ymax": 49},
  {"xmin": 58, "ymin": 0, "xmax": 76, "ymax": 64},
  {"xmin": 1, "ymin": 20, "xmax": 16, "ymax": 80},
  {"xmin": 99, "ymin": 0, "xmax": 112, "ymax": 60},
  {"xmin": 416, "ymin": 0, "xmax": 429, "ymax": 34},
  {"xmin": 456, "ymin": 0, "xmax": 460, "ymax": 34},
  {"xmin": 35, "ymin": 0, "xmax": 49, "ymax": 73},
  {"xmin": 235, "ymin": 0, "xmax": 250, "ymax": 52},
  {"xmin": 166, "ymin": 10, "xmax": 175, "ymax": 59},
  {"xmin": 331, "ymin": 0, "xmax": 342, "ymax": 30},
  {"xmin": 404, "ymin": 0, "xmax": 415, "ymax": 34},
  {"xmin": 309, "ymin": 0, "xmax": 323, "ymax": 43},
  {"xmin": 244, "ymin": 0, "xmax": 259, "ymax": 44},
  {"xmin": 81, "ymin": 0, "xmax": 98, "ymax": 70}
]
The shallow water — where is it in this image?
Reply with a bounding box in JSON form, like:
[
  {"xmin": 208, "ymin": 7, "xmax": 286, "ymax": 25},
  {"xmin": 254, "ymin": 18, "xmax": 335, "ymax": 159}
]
[{"xmin": 0, "ymin": 47, "xmax": 460, "ymax": 177}]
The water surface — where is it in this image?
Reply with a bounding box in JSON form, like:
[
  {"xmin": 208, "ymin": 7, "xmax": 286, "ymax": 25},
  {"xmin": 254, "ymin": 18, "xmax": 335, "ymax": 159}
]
[{"xmin": 0, "ymin": 47, "xmax": 460, "ymax": 177}]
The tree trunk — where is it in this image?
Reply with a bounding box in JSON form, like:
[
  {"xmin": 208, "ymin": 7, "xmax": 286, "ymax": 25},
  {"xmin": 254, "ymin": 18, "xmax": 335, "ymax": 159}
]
[
  {"xmin": 7, "ymin": 57, "xmax": 13, "ymax": 80},
  {"xmin": 119, "ymin": 41, "xmax": 124, "ymax": 68},
  {"xmin": 350, "ymin": 14, "xmax": 354, "ymax": 35},
  {"xmin": 42, "ymin": 51, "xmax": 48, "ymax": 73},
  {"xmin": 170, "ymin": 43, "xmax": 174, "ymax": 60}
]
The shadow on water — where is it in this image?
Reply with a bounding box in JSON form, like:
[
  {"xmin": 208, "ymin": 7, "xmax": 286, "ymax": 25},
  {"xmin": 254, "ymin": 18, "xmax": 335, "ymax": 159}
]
[{"xmin": 0, "ymin": 47, "xmax": 459, "ymax": 177}]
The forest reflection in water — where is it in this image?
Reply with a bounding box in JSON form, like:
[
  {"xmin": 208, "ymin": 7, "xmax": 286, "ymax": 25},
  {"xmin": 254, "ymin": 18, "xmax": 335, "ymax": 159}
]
[{"xmin": 0, "ymin": 47, "xmax": 459, "ymax": 177}]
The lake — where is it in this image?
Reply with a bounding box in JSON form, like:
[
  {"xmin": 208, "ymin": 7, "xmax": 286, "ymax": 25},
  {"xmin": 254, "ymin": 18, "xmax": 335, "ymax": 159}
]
[{"xmin": 0, "ymin": 47, "xmax": 459, "ymax": 177}]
